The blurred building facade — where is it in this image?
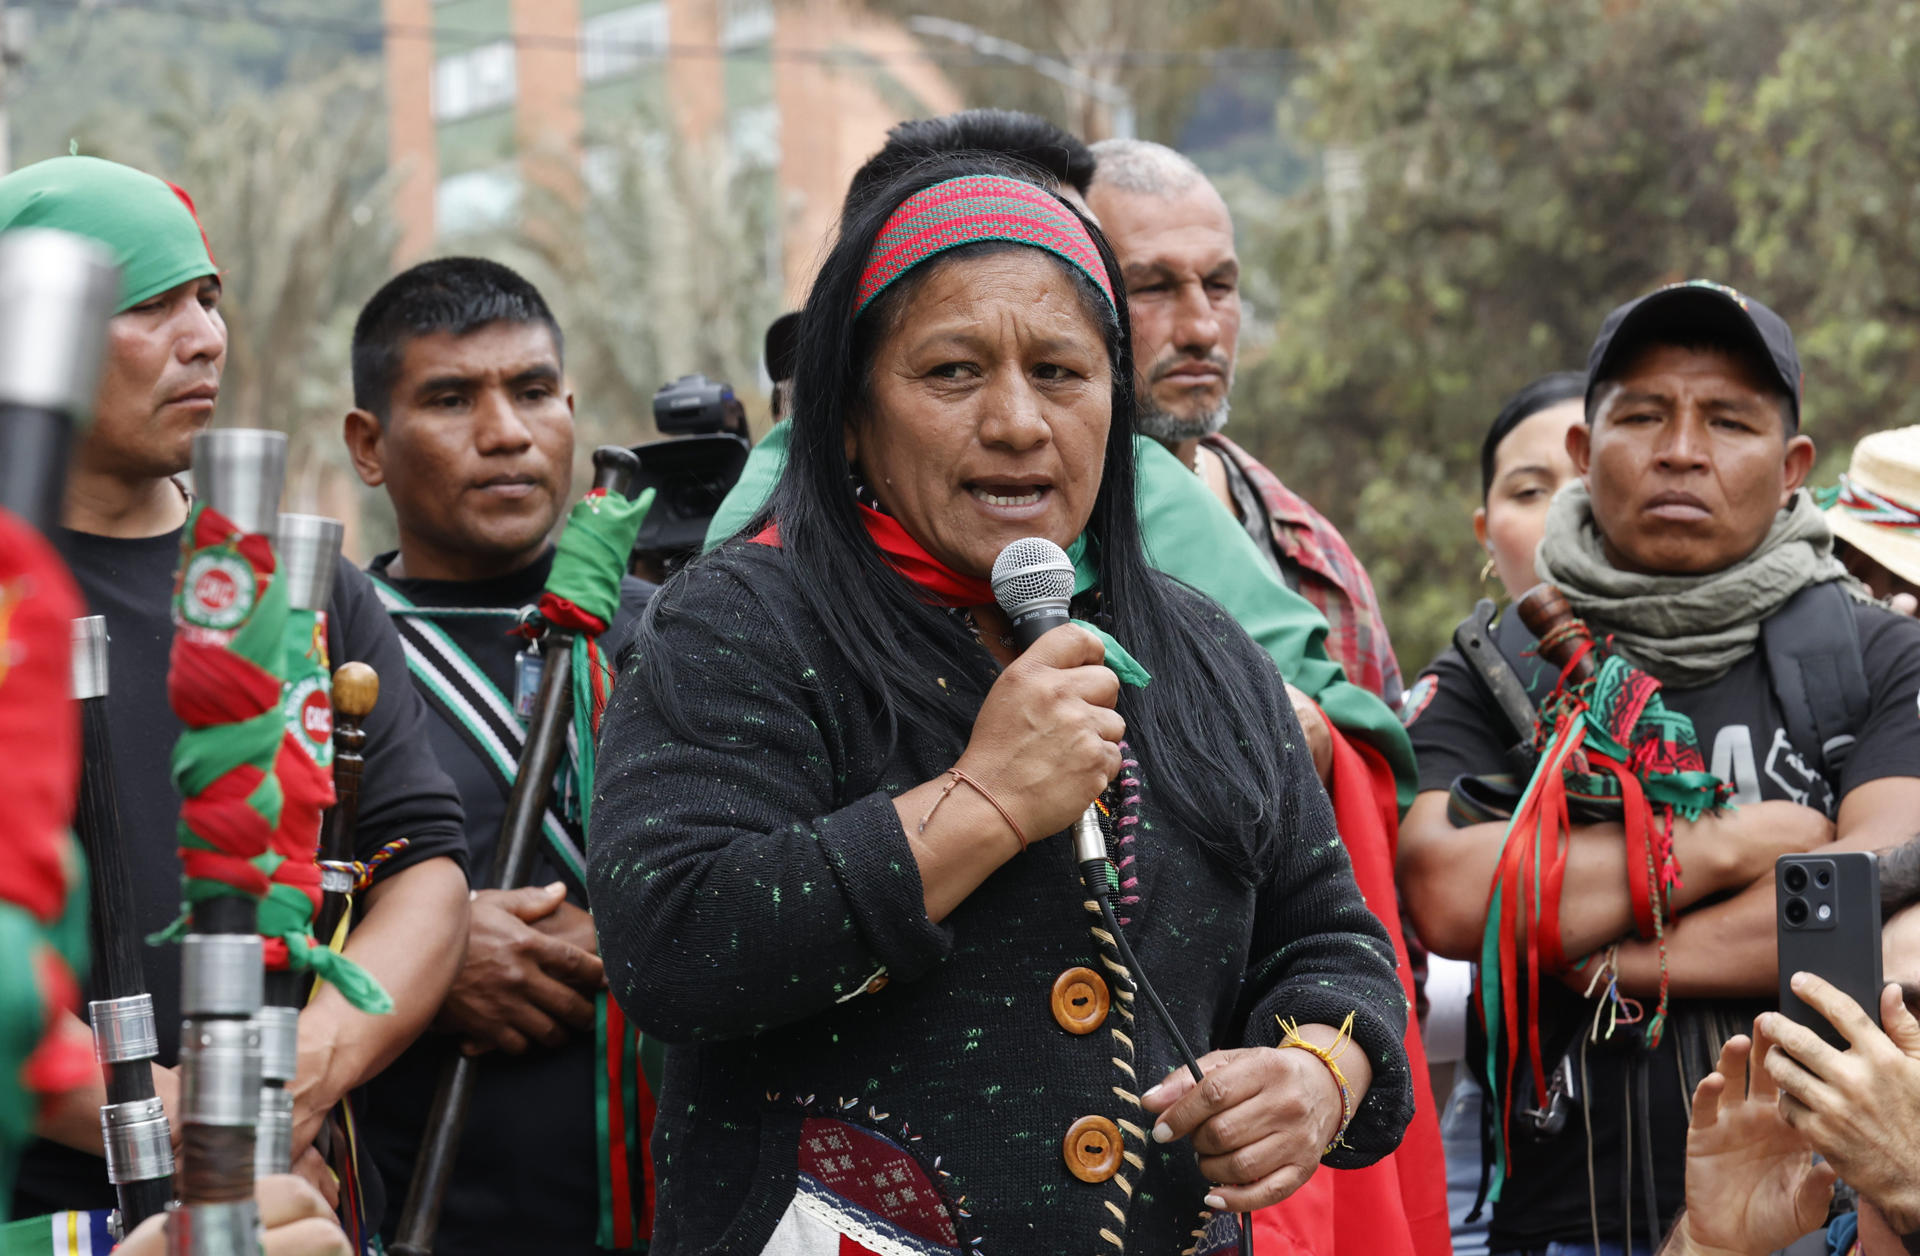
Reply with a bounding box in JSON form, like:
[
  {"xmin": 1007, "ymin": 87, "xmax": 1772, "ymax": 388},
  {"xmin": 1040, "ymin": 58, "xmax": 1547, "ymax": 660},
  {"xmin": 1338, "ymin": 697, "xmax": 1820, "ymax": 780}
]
[{"xmin": 381, "ymin": 0, "xmax": 962, "ymax": 303}]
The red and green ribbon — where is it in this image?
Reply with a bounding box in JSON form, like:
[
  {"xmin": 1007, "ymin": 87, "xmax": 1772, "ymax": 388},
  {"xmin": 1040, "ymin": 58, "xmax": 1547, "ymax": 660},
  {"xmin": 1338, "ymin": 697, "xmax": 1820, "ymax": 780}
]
[
  {"xmin": 535, "ymin": 485, "xmax": 656, "ymax": 1250},
  {"xmin": 0, "ymin": 511, "xmax": 96, "ymax": 1217},
  {"xmin": 264, "ymin": 606, "xmax": 390, "ymax": 1012},
  {"xmin": 157, "ymin": 501, "xmax": 287, "ymax": 933},
  {"xmin": 1477, "ymin": 651, "xmax": 1730, "ymax": 1202}
]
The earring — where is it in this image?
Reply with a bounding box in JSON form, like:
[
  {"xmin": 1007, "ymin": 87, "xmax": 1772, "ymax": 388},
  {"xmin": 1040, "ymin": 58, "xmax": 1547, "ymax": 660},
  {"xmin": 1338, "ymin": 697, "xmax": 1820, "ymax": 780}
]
[{"xmin": 1479, "ymin": 557, "xmax": 1496, "ymax": 584}]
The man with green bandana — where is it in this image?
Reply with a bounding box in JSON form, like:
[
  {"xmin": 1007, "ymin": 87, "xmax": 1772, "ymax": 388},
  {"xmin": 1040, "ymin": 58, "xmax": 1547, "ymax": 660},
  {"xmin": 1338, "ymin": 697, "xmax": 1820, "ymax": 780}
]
[{"xmin": 3, "ymin": 155, "xmax": 471, "ymax": 1253}]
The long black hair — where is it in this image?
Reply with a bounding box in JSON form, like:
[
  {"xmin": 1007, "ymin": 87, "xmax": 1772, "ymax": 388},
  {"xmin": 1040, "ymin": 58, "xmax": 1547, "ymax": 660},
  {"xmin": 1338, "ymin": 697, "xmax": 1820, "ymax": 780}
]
[{"xmin": 656, "ymin": 154, "xmax": 1286, "ymax": 881}]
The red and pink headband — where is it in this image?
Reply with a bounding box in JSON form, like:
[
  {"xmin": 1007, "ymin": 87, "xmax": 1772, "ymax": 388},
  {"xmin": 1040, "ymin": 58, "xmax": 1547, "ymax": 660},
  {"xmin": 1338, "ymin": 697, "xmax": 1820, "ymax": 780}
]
[{"xmin": 853, "ymin": 174, "xmax": 1115, "ymax": 317}]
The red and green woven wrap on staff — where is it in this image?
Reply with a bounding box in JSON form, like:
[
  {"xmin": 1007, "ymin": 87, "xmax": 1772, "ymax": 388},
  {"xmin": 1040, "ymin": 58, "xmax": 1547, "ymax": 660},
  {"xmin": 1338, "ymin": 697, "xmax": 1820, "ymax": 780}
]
[
  {"xmin": 1477, "ymin": 649, "xmax": 1732, "ymax": 1202},
  {"xmin": 526, "ymin": 483, "xmax": 659, "ymax": 1250},
  {"xmin": 0, "ymin": 512, "xmax": 97, "ymax": 1219},
  {"xmin": 266, "ymin": 606, "xmax": 390, "ymax": 1012},
  {"xmin": 160, "ymin": 501, "xmax": 289, "ymax": 932}
]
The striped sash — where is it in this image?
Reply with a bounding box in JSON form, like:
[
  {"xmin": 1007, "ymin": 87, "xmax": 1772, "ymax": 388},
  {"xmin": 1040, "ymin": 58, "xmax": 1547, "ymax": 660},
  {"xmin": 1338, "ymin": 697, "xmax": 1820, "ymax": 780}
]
[{"xmin": 364, "ymin": 575, "xmax": 586, "ymax": 888}]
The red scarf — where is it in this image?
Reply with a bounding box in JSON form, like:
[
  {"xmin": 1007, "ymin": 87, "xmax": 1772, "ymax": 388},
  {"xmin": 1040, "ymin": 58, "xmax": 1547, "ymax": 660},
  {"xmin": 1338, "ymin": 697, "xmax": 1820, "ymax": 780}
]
[{"xmin": 753, "ymin": 504, "xmax": 994, "ymax": 606}]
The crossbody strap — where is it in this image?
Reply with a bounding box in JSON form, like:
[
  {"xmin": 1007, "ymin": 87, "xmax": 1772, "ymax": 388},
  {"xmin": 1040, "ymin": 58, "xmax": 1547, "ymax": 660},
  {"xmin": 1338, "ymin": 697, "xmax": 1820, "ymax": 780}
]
[{"xmin": 366, "ymin": 574, "xmax": 587, "ymax": 890}]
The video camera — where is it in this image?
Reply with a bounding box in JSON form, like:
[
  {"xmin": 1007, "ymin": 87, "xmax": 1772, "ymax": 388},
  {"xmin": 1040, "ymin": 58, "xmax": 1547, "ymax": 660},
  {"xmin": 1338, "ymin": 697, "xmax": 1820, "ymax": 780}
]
[{"xmin": 628, "ymin": 373, "xmax": 751, "ymax": 579}]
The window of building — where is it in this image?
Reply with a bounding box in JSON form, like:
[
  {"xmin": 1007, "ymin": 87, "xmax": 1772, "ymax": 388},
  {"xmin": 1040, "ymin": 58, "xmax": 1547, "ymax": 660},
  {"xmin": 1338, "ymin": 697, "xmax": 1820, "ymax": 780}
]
[
  {"xmin": 721, "ymin": 0, "xmax": 774, "ymax": 49},
  {"xmin": 582, "ymin": 3, "xmax": 667, "ymax": 82},
  {"xmin": 729, "ymin": 103, "xmax": 780, "ymax": 169},
  {"xmin": 437, "ymin": 167, "xmax": 521, "ymax": 235},
  {"xmin": 432, "ymin": 41, "xmax": 516, "ymax": 121}
]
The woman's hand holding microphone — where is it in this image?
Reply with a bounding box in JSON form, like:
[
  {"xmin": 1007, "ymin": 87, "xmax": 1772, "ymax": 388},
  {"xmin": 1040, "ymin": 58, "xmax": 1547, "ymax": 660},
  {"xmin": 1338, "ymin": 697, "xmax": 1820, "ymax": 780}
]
[{"xmin": 897, "ymin": 624, "xmax": 1124, "ymax": 921}]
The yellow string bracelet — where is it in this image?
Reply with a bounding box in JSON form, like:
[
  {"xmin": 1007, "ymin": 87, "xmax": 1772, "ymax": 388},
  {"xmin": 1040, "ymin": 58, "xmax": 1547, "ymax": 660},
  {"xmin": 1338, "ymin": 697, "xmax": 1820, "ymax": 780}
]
[{"xmin": 1277, "ymin": 1011, "xmax": 1357, "ymax": 1157}]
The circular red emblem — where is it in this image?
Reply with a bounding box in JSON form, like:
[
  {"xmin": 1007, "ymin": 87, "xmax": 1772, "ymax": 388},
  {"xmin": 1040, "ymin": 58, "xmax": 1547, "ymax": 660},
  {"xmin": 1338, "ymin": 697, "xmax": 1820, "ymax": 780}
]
[
  {"xmin": 301, "ymin": 689, "xmax": 333, "ymax": 744},
  {"xmin": 194, "ymin": 568, "xmax": 238, "ymax": 611}
]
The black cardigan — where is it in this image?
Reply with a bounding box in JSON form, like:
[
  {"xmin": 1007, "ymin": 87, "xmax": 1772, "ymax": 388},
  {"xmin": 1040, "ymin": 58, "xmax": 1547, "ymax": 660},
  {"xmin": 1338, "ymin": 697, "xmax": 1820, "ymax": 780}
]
[{"xmin": 588, "ymin": 545, "xmax": 1412, "ymax": 1254}]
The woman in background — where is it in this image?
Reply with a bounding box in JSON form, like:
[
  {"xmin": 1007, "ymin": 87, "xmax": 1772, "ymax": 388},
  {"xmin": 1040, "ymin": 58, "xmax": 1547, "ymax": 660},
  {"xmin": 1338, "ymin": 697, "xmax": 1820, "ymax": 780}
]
[{"xmin": 1407, "ymin": 370, "xmax": 1586, "ymax": 1256}]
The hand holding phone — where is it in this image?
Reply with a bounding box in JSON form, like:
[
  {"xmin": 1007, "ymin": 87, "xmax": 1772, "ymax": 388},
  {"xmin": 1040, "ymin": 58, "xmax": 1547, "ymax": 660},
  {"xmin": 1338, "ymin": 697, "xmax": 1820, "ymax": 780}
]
[{"xmin": 1777, "ymin": 852, "xmax": 1883, "ymax": 1050}]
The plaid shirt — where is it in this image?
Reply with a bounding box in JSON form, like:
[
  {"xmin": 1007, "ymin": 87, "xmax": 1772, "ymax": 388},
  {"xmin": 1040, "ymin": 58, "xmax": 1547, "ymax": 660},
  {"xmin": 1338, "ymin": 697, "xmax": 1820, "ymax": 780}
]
[{"xmin": 1201, "ymin": 434, "xmax": 1403, "ymax": 705}]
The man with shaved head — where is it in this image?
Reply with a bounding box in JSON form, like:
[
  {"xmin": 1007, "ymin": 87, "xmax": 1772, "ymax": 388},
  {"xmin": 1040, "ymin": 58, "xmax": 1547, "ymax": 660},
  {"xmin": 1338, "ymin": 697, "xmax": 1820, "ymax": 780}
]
[{"xmin": 1087, "ymin": 139, "xmax": 1402, "ymax": 705}]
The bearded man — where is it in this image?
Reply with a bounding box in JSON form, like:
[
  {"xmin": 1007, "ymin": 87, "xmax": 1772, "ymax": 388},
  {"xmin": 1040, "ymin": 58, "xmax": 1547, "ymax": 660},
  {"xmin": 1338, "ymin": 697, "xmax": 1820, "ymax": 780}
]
[{"xmin": 1086, "ymin": 138, "xmax": 1402, "ymax": 706}]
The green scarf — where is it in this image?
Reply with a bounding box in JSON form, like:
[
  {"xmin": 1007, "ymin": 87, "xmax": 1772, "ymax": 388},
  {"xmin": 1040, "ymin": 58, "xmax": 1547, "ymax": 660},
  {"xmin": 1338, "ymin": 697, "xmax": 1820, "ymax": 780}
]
[
  {"xmin": 0, "ymin": 155, "xmax": 215, "ymax": 311},
  {"xmin": 1535, "ymin": 481, "xmax": 1863, "ymax": 688},
  {"xmin": 1065, "ymin": 533, "xmax": 1151, "ymax": 687}
]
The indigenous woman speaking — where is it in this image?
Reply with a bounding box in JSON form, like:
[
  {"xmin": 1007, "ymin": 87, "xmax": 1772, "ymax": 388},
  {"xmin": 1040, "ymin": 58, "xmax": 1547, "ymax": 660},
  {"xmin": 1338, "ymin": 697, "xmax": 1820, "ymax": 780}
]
[{"xmin": 588, "ymin": 157, "xmax": 1413, "ymax": 1254}]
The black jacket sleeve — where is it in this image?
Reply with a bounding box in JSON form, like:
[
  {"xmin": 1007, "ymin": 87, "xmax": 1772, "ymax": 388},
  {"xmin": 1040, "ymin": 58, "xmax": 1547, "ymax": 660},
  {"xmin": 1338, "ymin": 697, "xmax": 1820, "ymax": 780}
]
[
  {"xmin": 588, "ymin": 560, "xmax": 953, "ymax": 1044},
  {"xmin": 327, "ymin": 557, "xmax": 468, "ymax": 880},
  {"xmin": 1217, "ymin": 604, "xmax": 1414, "ymax": 1167}
]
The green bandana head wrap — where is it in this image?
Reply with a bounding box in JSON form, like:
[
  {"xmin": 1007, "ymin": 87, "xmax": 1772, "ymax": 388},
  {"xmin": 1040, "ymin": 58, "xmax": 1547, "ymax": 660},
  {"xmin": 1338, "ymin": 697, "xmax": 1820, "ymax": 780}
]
[{"xmin": 0, "ymin": 156, "xmax": 215, "ymax": 311}]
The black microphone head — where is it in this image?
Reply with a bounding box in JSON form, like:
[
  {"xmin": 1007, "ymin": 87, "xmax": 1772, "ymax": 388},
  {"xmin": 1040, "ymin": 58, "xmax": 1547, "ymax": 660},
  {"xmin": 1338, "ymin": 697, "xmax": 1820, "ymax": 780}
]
[{"xmin": 991, "ymin": 537, "xmax": 1075, "ymax": 650}]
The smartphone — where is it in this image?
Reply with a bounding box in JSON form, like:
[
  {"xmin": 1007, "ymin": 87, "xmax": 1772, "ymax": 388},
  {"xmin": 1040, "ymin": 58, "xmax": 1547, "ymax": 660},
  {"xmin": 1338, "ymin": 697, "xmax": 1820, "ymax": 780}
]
[{"xmin": 1776, "ymin": 851, "xmax": 1883, "ymax": 1050}]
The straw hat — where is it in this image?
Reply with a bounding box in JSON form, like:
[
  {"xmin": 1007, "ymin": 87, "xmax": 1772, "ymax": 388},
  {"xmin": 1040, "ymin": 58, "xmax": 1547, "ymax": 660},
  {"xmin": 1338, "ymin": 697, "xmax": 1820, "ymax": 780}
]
[{"xmin": 1825, "ymin": 424, "xmax": 1920, "ymax": 588}]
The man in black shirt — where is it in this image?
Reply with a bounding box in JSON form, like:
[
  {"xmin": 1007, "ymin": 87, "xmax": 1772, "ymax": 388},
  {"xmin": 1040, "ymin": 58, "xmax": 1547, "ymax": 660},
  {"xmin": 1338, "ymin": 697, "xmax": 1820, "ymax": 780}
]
[
  {"xmin": 342, "ymin": 258, "xmax": 654, "ymax": 1255},
  {"xmin": 1400, "ymin": 281, "xmax": 1920, "ymax": 1255},
  {"xmin": 9, "ymin": 157, "xmax": 471, "ymax": 1238}
]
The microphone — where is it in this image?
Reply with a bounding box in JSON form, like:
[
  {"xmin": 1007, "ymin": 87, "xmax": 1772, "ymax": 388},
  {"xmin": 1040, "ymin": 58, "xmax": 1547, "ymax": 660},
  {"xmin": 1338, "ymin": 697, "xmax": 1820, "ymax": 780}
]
[
  {"xmin": 990, "ymin": 538, "xmax": 1106, "ymax": 866},
  {"xmin": 989, "ymin": 536, "xmax": 1076, "ymax": 650}
]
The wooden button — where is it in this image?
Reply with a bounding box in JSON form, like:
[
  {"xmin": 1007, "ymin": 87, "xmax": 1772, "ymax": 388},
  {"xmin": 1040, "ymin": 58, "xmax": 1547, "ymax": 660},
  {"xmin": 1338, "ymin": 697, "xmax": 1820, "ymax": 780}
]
[
  {"xmin": 1050, "ymin": 967, "xmax": 1110, "ymax": 1035},
  {"xmin": 1063, "ymin": 1115, "xmax": 1123, "ymax": 1183}
]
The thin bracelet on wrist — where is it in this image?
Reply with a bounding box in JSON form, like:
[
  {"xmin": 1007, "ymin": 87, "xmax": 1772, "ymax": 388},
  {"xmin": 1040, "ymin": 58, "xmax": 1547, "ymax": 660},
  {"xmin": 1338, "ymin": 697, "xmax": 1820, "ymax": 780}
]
[
  {"xmin": 1277, "ymin": 1012, "xmax": 1358, "ymax": 1157},
  {"xmin": 917, "ymin": 767, "xmax": 1029, "ymax": 853}
]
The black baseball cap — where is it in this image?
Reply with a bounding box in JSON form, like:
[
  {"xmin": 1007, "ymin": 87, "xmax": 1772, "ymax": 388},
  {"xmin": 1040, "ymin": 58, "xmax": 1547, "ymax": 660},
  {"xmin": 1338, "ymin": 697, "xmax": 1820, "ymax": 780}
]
[{"xmin": 1585, "ymin": 280, "xmax": 1802, "ymax": 425}]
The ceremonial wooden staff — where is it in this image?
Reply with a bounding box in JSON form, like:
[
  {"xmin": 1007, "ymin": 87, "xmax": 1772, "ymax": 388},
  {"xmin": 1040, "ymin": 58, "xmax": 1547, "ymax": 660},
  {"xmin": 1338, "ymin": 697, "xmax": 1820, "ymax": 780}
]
[
  {"xmin": 72, "ymin": 617, "xmax": 177, "ymax": 1234},
  {"xmin": 391, "ymin": 445, "xmax": 642, "ymax": 1256},
  {"xmin": 312, "ymin": 662, "xmax": 376, "ymax": 960},
  {"xmin": 254, "ymin": 513, "xmax": 345, "ymax": 1177},
  {"xmin": 1515, "ymin": 584, "xmax": 1597, "ymax": 683},
  {"xmin": 169, "ymin": 428, "xmax": 287, "ymax": 1256}
]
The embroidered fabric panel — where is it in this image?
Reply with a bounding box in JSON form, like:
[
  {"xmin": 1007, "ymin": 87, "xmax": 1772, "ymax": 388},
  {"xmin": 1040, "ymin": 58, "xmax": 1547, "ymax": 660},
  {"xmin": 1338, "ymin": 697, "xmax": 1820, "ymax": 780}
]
[{"xmin": 796, "ymin": 1118, "xmax": 959, "ymax": 1250}]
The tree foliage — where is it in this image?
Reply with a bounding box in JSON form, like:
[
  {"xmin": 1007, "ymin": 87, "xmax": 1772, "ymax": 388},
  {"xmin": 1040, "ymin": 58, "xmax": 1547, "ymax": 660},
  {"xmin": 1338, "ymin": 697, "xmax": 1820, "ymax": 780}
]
[
  {"xmin": 96, "ymin": 60, "xmax": 398, "ymax": 512},
  {"xmin": 1230, "ymin": 0, "xmax": 1920, "ymax": 672},
  {"xmin": 478, "ymin": 122, "xmax": 786, "ymax": 451}
]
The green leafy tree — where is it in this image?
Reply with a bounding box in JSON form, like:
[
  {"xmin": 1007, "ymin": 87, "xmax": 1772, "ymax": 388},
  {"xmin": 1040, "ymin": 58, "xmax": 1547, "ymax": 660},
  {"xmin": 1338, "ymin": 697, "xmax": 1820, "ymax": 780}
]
[
  {"xmin": 1723, "ymin": 1, "xmax": 1920, "ymax": 483},
  {"xmin": 464, "ymin": 113, "xmax": 787, "ymax": 452},
  {"xmin": 92, "ymin": 60, "xmax": 398, "ymax": 525},
  {"xmin": 1226, "ymin": 0, "xmax": 1888, "ymax": 672}
]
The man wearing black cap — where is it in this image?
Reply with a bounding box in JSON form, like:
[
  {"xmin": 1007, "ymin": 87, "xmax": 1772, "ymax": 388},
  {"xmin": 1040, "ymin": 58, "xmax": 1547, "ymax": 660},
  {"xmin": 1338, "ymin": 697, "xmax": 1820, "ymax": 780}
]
[{"xmin": 1399, "ymin": 280, "xmax": 1920, "ymax": 1254}]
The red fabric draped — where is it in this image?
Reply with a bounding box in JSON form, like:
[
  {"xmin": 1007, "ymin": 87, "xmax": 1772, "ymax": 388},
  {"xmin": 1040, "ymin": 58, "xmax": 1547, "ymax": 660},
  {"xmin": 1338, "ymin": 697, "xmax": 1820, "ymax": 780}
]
[
  {"xmin": 0, "ymin": 512, "xmax": 83, "ymax": 922},
  {"xmin": 1256, "ymin": 722, "xmax": 1452, "ymax": 1256},
  {"xmin": 752, "ymin": 505, "xmax": 994, "ymax": 607},
  {"xmin": 0, "ymin": 509, "xmax": 96, "ymax": 1107}
]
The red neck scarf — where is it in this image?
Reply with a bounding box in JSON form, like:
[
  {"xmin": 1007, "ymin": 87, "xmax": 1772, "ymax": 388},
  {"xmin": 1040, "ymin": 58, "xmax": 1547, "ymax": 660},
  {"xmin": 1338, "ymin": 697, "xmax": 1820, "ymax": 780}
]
[{"xmin": 753, "ymin": 504, "xmax": 993, "ymax": 606}]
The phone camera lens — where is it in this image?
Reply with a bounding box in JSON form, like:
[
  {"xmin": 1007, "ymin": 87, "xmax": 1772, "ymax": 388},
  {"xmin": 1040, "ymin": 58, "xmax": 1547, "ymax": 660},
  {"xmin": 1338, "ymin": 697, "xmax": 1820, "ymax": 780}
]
[
  {"xmin": 1785, "ymin": 897, "xmax": 1810, "ymax": 926},
  {"xmin": 1784, "ymin": 865, "xmax": 1810, "ymax": 893},
  {"xmin": 1815, "ymin": 869, "xmax": 1832, "ymax": 888}
]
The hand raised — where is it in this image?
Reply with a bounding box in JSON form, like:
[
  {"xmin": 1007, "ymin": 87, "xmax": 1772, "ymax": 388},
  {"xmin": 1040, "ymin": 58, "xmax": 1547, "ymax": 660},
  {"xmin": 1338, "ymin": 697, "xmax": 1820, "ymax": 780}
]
[
  {"xmin": 956, "ymin": 624, "xmax": 1123, "ymax": 843},
  {"xmin": 1679, "ymin": 1028, "xmax": 1832, "ymax": 1256},
  {"xmin": 437, "ymin": 883, "xmax": 605, "ymax": 1055}
]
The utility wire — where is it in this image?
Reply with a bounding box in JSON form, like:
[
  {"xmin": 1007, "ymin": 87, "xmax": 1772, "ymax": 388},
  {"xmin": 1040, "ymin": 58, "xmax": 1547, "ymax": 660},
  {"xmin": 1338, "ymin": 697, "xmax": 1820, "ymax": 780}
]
[{"xmin": 19, "ymin": 0, "xmax": 1297, "ymax": 68}]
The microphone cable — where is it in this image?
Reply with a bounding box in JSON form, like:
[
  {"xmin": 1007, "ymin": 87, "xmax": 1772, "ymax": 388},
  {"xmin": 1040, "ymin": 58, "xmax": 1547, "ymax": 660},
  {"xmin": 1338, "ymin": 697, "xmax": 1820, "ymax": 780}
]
[{"xmin": 1074, "ymin": 812, "xmax": 1255, "ymax": 1256}]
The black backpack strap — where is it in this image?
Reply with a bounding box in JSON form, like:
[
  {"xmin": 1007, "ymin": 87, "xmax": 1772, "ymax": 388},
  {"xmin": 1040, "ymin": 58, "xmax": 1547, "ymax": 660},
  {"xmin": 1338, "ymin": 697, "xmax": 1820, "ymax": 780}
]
[{"xmin": 1761, "ymin": 581, "xmax": 1871, "ymax": 786}]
